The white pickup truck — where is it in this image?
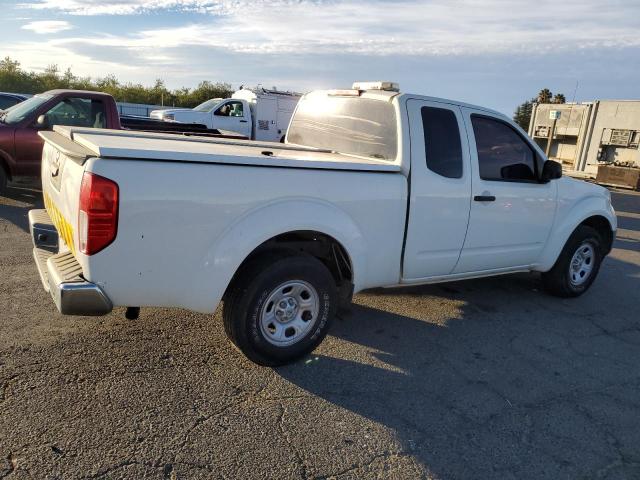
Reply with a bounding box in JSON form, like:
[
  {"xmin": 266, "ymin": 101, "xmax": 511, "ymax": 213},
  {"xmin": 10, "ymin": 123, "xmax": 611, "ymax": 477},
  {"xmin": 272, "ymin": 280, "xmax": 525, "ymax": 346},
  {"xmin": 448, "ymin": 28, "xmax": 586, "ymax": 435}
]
[
  {"xmin": 150, "ymin": 87, "xmax": 301, "ymax": 142},
  {"xmin": 31, "ymin": 81, "xmax": 616, "ymax": 366}
]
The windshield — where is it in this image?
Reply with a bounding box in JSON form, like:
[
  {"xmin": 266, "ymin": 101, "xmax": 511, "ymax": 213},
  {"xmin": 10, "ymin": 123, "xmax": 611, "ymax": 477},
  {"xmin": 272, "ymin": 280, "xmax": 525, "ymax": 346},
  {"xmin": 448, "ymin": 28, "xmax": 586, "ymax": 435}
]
[
  {"xmin": 287, "ymin": 92, "xmax": 398, "ymax": 161},
  {"xmin": 0, "ymin": 94, "xmax": 53, "ymax": 125},
  {"xmin": 193, "ymin": 98, "xmax": 224, "ymax": 112}
]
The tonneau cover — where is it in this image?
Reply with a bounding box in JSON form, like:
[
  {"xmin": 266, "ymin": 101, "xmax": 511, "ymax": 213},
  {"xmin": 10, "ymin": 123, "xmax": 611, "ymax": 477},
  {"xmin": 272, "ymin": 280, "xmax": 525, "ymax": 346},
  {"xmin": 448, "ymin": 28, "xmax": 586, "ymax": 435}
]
[{"xmin": 46, "ymin": 126, "xmax": 402, "ymax": 172}]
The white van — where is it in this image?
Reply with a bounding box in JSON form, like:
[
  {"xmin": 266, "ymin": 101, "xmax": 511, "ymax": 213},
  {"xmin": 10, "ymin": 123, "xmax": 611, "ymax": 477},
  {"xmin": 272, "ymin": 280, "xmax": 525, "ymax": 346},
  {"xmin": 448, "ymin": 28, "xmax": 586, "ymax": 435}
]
[{"xmin": 150, "ymin": 87, "xmax": 301, "ymax": 142}]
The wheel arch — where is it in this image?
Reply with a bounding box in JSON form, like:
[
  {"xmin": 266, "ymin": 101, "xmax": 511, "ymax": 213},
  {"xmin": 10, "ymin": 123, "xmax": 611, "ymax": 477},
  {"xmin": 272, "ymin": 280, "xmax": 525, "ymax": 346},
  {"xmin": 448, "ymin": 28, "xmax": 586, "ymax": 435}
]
[
  {"xmin": 185, "ymin": 198, "xmax": 366, "ymax": 312},
  {"xmin": 0, "ymin": 149, "xmax": 12, "ymax": 181},
  {"xmin": 579, "ymin": 215, "xmax": 614, "ymax": 254},
  {"xmin": 536, "ymin": 197, "xmax": 616, "ymax": 272},
  {"xmin": 225, "ymin": 230, "xmax": 354, "ymax": 300}
]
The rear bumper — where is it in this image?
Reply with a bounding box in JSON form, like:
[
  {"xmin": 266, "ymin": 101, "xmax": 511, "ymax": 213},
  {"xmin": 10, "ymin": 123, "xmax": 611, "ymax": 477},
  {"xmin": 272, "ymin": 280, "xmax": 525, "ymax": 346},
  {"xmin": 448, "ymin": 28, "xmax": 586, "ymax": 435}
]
[{"xmin": 30, "ymin": 209, "xmax": 112, "ymax": 316}]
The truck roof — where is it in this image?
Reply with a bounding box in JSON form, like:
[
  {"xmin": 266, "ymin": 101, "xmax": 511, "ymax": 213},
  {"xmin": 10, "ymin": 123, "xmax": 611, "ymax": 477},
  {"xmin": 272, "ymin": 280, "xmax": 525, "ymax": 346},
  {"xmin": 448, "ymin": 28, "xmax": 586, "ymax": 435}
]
[
  {"xmin": 0, "ymin": 91, "xmax": 29, "ymax": 99},
  {"xmin": 43, "ymin": 89, "xmax": 114, "ymax": 98},
  {"xmin": 318, "ymin": 88, "xmax": 507, "ymax": 119},
  {"xmin": 400, "ymin": 93, "xmax": 506, "ymax": 118},
  {"xmin": 238, "ymin": 86, "xmax": 301, "ymax": 97}
]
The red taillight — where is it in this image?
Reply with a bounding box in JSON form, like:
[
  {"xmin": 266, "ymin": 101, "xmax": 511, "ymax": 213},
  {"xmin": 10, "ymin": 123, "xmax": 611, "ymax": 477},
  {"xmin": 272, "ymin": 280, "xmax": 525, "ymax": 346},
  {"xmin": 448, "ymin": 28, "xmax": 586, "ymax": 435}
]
[{"xmin": 78, "ymin": 172, "xmax": 119, "ymax": 255}]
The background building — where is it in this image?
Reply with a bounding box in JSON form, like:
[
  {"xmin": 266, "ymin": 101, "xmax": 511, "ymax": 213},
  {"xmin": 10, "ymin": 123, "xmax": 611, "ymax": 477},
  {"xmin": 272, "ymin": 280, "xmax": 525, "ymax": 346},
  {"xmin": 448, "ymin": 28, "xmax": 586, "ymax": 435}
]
[{"xmin": 528, "ymin": 100, "xmax": 640, "ymax": 175}]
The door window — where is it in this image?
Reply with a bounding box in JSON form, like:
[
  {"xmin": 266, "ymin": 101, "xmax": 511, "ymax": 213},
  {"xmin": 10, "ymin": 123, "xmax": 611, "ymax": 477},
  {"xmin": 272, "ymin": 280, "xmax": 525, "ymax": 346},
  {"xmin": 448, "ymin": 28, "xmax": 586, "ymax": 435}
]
[
  {"xmin": 421, "ymin": 106, "xmax": 463, "ymax": 178},
  {"xmin": 471, "ymin": 115, "xmax": 537, "ymax": 182},
  {"xmin": 45, "ymin": 98, "xmax": 106, "ymax": 128},
  {"xmin": 215, "ymin": 101, "xmax": 244, "ymax": 117}
]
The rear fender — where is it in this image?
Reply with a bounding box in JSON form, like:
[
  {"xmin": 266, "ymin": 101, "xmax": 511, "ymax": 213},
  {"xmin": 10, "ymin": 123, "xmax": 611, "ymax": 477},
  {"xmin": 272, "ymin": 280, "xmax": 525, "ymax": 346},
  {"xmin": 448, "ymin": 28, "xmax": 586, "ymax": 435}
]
[{"xmin": 185, "ymin": 198, "xmax": 367, "ymax": 313}]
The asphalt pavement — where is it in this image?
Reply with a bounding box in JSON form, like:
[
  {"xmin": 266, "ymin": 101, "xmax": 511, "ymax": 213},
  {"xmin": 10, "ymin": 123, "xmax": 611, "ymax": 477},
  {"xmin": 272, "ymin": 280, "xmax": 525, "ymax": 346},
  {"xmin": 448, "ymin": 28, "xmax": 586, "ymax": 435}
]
[{"xmin": 1, "ymin": 183, "xmax": 639, "ymax": 479}]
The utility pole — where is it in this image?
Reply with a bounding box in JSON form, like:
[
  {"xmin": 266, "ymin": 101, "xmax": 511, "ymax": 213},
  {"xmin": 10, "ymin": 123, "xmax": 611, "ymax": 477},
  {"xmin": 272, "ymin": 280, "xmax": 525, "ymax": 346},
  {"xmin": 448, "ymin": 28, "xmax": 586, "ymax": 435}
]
[{"xmin": 546, "ymin": 110, "xmax": 561, "ymax": 157}]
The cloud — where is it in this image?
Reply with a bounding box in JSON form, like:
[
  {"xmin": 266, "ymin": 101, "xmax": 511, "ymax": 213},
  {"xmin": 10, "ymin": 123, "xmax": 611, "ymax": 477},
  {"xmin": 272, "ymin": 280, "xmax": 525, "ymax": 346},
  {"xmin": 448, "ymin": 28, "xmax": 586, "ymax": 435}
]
[
  {"xmin": 21, "ymin": 20, "xmax": 73, "ymax": 34},
  {"xmin": 5, "ymin": 0, "xmax": 640, "ymax": 114},
  {"xmin": 18, "ymin": 0, "xmax": 243, "ymax": 16},
  {"xmin": 17, "ymin": 0, "xmax": 640, "ymax": 56}
]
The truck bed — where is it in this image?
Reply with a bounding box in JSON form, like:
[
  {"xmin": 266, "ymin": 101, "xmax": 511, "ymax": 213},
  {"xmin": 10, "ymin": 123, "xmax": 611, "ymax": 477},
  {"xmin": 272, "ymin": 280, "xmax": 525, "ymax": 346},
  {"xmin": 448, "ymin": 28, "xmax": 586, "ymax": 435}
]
[{"xmin": 44, "ymin": 126, "xmax": 402, "ymax": 172}]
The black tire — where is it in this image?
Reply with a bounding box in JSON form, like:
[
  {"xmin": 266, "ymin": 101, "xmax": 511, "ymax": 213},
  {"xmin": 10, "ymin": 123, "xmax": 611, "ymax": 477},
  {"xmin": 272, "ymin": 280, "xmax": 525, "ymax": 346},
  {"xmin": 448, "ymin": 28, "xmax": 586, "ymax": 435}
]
[
  {"xmin": 0, "ymin": 167, "xmax": 7, "ymax": 196},
  {"xmin": 541, "ymin": 225, "xmax": 603, "ymax": 297},
  {"xmin": 223, "ymin": 253, "xmax": 337, "ymax": 366}
]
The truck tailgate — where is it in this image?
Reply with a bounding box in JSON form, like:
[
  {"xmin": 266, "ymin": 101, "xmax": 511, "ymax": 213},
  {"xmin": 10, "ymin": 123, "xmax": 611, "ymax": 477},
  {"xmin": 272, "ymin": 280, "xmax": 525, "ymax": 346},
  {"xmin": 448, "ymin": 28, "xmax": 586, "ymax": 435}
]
[{"xmin": 39, "ymin": 131, "xmax": 93, "ymax": 256}]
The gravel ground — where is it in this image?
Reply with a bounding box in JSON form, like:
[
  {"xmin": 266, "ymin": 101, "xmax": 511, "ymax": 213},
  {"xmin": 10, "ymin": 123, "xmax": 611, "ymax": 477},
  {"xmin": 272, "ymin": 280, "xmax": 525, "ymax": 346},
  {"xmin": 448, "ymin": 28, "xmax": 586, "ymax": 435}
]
[{"xmin": 1, "ymin": 184, "xmax": 639, "ymax": 480}]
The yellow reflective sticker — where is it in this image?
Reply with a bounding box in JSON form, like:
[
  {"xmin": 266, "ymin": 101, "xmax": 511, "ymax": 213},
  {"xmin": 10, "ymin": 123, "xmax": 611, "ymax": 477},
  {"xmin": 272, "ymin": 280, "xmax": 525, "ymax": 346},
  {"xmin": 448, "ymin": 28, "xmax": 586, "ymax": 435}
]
[{"xmin": 44, "ymin": 192, "xmax": 76, "ymax": 256}]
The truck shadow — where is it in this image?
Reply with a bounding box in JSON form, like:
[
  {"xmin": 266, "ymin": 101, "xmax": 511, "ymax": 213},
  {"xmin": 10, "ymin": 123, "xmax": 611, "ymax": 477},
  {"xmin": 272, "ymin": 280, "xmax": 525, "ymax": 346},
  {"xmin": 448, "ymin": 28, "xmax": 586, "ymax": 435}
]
[
  {"xmin": 610, "ymin": 190, "xmax": 640, "ymax": 252},
  {"xmin": 0, "ymin": 184, "xmax": 43, "ymax": 233},
  {"xmin": 277, "ymin": 253, "xmax": 640, "ymax": 478}
]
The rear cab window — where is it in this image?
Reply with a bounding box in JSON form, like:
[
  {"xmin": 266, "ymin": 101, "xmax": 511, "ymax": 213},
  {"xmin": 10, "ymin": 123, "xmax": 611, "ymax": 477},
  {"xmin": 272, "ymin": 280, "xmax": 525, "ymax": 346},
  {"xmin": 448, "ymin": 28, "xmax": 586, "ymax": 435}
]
[
  {"xmin": 287, "ymin": 92, "xmax": 397, "ymax": 162},
  {"xmin": 45, "ymin": 97, "xmax": 106, "ymax": 128}
]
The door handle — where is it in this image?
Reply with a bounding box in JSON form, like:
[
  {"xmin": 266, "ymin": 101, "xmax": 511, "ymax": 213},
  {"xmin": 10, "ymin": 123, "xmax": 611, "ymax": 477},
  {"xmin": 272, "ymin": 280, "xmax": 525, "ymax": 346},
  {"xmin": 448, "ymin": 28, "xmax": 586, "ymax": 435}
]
[
  {"xmin": 240, "ymin": 120, "xmax": 248, "ymax": 123},
  {"xmin": 474, "ymin": 195, "xmax": 496, "ymax": 202}
]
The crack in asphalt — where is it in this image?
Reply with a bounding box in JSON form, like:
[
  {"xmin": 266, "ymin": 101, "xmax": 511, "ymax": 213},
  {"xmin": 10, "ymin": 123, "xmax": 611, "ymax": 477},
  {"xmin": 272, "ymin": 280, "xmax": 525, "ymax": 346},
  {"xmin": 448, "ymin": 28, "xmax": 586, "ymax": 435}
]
[
  {"xmin": 277, "ymin": 403, "xmax": 309, "ymax": 479},
  {"xmin": 315, "ymin": 450, "xmax": 412, "ymax": 479}
]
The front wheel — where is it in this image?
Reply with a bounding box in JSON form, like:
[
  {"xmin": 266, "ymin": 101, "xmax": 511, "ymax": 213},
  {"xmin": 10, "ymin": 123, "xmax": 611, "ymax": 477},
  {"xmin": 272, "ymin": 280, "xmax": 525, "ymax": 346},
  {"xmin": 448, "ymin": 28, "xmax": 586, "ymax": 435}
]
[
  {"xmin": 223, "ymin": 254, "xmax": 337, "ymax": 366},
  {"xmin": 541, "ymin": 225, "xmax": 604, "ymax": 297}
]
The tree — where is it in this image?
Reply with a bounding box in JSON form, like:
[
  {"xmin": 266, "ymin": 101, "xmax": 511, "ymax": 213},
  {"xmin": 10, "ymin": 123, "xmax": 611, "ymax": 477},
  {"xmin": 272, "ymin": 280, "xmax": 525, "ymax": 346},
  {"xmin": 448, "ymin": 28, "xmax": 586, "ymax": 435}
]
[
  {"xmin": 0, "ymin": 57, "xmax": 20, "ymax": 73},
  {"xmin": 513, "ymin": 100, "xmax": 534, "ymax": 130},
  {"xmin": 0, "ymin": 56, "xmax": 36, "ymax": 93},
  {"xmin": 513, "ymin": 88, "xmax": 567, "ymax": 131},
  {"xmin": 0, "ymin": 56, "xmax": 233, "ymax": 108},
  {"xmin": 62, "ymin": 67, "xmax": 75, "ymax": 88},
  {"xmin": 39, "ymin": 64, "xmax": 62, "ymax": 91},
  {"xmin": 552, "ymin": 93, "xmax": 566, "ymax": 104},
  {"xmin": 151, "ymin": 78, "xmax": 170, "ymax": 106},
  {"xmin": 537, "ymin": 88, "xmax": 553, "ymax": 104}
]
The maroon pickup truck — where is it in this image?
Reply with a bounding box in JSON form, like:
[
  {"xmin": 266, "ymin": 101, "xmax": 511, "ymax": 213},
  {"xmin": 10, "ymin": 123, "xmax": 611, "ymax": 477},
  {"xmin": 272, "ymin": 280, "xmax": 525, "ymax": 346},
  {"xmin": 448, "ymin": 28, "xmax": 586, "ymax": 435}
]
[
  {"xmin": 0, "ymin": 90, "xmax": 121, "ymax": 188},
  {"xmin": 0, "ymin": 89, "xmax": 243, "ymax": 194}
]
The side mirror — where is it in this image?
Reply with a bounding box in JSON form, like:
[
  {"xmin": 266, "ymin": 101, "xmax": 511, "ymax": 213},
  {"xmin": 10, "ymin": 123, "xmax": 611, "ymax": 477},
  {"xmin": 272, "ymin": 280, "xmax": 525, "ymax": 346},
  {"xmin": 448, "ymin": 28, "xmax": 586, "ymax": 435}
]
[
  {"xmin": 540, "ymin": 160, "xmax": 562, "ymax": 182},
  {"xmin": 35, "ymin": 114, "xmax": 49, "ymax": 129}
]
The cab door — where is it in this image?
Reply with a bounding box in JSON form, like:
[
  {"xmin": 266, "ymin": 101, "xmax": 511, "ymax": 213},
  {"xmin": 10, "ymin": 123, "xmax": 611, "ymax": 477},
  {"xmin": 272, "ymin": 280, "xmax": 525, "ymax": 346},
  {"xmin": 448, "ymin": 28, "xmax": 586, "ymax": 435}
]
[
  {"xmin": 211, "ymin": 100, "xmax": 251, "ymax": 137},
  {"xmin": 13, "ymin": 124, "xmax": 44, "ymax": 176},
  {"xmin": 402, "ymin": 99, "xmax": 472, "ymax": 280},
  {"xmin": 453, "ymin": 109, "xmax": 557, "ymax": 273}
]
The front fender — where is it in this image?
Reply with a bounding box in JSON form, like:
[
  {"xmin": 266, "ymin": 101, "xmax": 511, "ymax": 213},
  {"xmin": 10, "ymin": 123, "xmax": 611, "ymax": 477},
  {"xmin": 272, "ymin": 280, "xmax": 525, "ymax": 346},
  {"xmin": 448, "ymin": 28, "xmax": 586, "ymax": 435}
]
[
  {"xmin": 184, "ymin": 197, "xmax": 368, "ymax": 313},
  {"xmin": 536, "ymin": 194, "xmax": 616, "ymax": 272}
]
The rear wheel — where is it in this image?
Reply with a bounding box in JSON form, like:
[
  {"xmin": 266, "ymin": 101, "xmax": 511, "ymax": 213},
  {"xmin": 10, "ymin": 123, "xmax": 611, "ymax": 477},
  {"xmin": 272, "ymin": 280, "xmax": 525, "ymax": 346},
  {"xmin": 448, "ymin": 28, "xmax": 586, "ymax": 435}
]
[
  {"xmin": 223, "ymin": 254, "xmax": 337, "ymax": 366},
  {"xmin": 0, "ymin": 167, "xmax": 7, "ymax": 196},
  {"xmin": 541, "ymin": 225, "xmax": 603, "ymax": 297}
]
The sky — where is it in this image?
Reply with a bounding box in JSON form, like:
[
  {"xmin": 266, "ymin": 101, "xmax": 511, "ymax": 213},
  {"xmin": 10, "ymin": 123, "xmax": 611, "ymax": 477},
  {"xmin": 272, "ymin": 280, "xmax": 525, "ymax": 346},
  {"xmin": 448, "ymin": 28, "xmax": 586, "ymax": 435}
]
[{"xmin": 1, "ymin": 0, "xmax": 639, "ymax": 115}]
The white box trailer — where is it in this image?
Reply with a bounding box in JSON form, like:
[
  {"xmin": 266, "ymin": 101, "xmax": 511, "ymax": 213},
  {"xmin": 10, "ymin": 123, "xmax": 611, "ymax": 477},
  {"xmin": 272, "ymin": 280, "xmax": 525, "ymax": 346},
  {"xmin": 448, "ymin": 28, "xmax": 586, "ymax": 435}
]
[
  {"xmin": 232, "ymin": 87, "xmax": 301, "ymax": 142},
  {"xmin": 150, "ymin": 87, "xmax": 301, "ymax": 142}
]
